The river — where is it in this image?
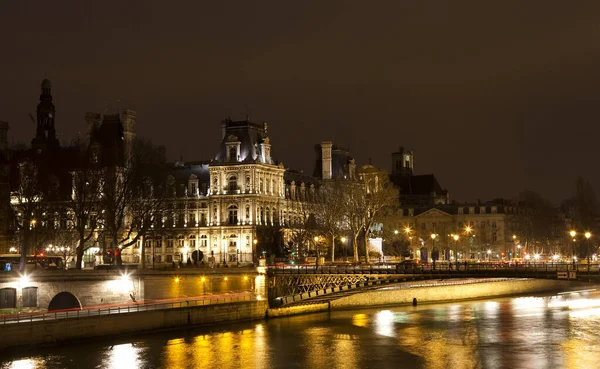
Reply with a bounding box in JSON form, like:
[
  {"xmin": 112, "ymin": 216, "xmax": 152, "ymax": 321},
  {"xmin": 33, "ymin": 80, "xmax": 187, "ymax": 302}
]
[{"xmin": 2, "ymin": 290, "xmax": 600, "ymax": 369}]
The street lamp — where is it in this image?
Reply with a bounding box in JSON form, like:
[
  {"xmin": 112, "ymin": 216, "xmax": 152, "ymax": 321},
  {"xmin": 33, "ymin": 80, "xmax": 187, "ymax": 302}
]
[
  {"xmin": 340, "ymin": 236, "xmax": 347, "ymax": 261},
  {"xmin": 452, "ymin": 234, "xmax": 459, "ymax": 261},
  {"xmin": 430, "ymin": 234, "xmax": 437, "ymax": 264},
  {"xmin": 393, "ymin": 230, "xmax": 399, "ymax": 235},
  {"xmin": 487, "ymin": 249, "xmax": 492, "ymax": 262},
  {"xmin": 570, "ymin": 230, "xmax": 577, "ymax": 263},
  {"xmin": 585, "ymin": 232, "xmax": 592, "ymax": 265}
]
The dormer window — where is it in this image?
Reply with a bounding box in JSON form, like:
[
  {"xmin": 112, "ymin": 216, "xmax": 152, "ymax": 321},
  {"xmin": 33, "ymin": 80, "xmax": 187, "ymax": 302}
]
[
  {"xmin": 225, "ymin": 135, "xmax": 241, "ymax": 162},
  {"xmin": 188, "ymin": 174, "xmax": 198, "ymax": 197}
]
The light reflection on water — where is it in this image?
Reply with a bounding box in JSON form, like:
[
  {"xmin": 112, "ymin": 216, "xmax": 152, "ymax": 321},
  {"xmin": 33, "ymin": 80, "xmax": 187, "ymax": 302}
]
[{"xmin": 2, "ymin": 292, "xmax": 600, "ymax": 369}]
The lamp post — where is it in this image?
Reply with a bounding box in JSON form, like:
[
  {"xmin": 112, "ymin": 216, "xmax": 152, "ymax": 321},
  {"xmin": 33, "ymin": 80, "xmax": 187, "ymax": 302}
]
[
  {"xmin": 430, "ymin": 233, "xmax": 437, "ymax": 266},
  {"xmin": 585, "ymin": 232, "xmax": 592, "ymax": 265},
  {"xmin": 341, "ymin": 236, "xmax": 347, "ymax": 261},
  {"xmin": 453, "ymin": 234, "xmax": 459, "ymax": 262},
  {"xmin": 465, "ymin": 226, "xmax": 472, "ymax": 260},
  {"xmin": 512, "ymin": 234, "xmax": 517, "ymax": 261},
  {"xmin": 570, "ymin": 230, "xmax": 577, "ymax": 264}
]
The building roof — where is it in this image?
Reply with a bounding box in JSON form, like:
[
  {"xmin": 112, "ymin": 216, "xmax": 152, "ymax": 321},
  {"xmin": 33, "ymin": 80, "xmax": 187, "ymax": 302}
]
[
  {"xmin": 214, "ymin": 118, "xmax": 276, "ymax": 164},
  {"xmin": 391, "ymin": 173, "xmax": 445, "ymax": 197}
]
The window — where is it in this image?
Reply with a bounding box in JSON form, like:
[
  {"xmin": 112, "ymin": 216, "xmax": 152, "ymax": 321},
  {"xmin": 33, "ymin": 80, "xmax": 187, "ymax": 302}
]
[
  {"xmin": 166, "ymin": 255, "xmax": 173, "ymax": 263},
  {"xmin": 228, "ymin": 205, "xmax": 238, "ymax": 225},
  {"xmin": 229, "ymin": 176, "xmax": 237, "ymax": 191},
  {"xmin": 266, "ymin": 208, "xmax": 270, "ymax": 225},
  {"xmin": 491, "ymin": 206, "xmax": 497, "ymax": 214},
  {"xmin": 229, "ymin": 234, "xmax": 237, "ymax": 249},
  {"xmin": 178, "ymin": 236, "xmax": 184, "ymax": 248},
  {"xmin": 167, "ymin": 236, "xmax": 174, "ymax": 248},
  {"xmin": 189, "ymin": 235, "xmax": 196, "ymax": 248},
  {"xmin": 492, "ymin": 232, "xmax": 497, "ymax": 242},
  {"xmin": 259, "ymin": 179, "xmax": 264, "ymax": 193},
  {"xmin": 189, "ymin": 212, "xmax": 196, "ymax": 225},
  {"xmin": 492, "ymin": 220, "xmax": 497, "ymax": 229},
  {"xmin": 200, "ymin": 235, "xmax": 208, "ymax": 247},
  {"xmin": 432, "ymin": 222, "xmax": 436, "ymax": 230},
  {"xmin": 229, "ymin": 146, "xmax": 237, "ymax": 161}
]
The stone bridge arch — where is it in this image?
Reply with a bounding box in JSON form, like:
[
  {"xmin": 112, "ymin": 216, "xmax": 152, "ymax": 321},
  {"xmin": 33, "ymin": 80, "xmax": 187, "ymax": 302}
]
[{"xmin": 48, "ymin": 291, "xmax": 82, "ymax": 311}]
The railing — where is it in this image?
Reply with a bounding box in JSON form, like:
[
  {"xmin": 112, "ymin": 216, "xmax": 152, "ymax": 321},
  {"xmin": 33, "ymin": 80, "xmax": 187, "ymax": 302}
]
[
  {"xmin": 268, "ymin": 263, "xmax": 600, "ymax": 276},
  {"xmin": 0, "ymin": 292, "xmax": 254, "ymax": 325}
]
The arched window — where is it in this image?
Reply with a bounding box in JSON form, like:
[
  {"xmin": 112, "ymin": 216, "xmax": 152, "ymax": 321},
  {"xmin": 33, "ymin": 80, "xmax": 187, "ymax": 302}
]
[
  {"xmin": 266, "ymin": 208, "xmax": 270, "ymax": 225},
  {"xmin": 178, "ymin": 235, "xmax": 185, "ymax": 248},
  {"xmin": 200, "ymin": 235, "xmax": 208, "ymax": 247},
  {"xmin": 245, "ymin": 206, "xmax": 250, "ymax": 220},
  {"xmin": 229, "ymin": 176, "xmax": 237, "ymax": 191},
  {"xmin": 189, "ymin": 235, "xmax": 196, "ymax": 248},
  {"xmin": 260, "ymin": 207, "xmax": 264, "ymax": 224},
  {"xmin": 228, "ymin": 205, "xmax": 238, "ymax": 225},
  {"xmin": 229, "ymin": 146, "xmax": 237, "ymax": 161}
]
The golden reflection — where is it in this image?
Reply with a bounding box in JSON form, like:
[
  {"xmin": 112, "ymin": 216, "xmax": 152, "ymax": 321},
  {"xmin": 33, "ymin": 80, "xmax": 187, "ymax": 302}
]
[
  {"xmin": 8, "ymin": 359, "xmax": 36, "ymax": 369},
  {"xmin": 398, "ymin": 308, "xmax": 480, "ymax": 369},
  {"xmin": 334, "ymin": 335, "xmax": 357, "ymax": 369},
  {"xmin": 303, "ymin": 327, "xmax": 333, "ymax": 369},
  {"xmin": 165, "ymin": 338, "xmax": 187, "ymax": 368},
  {"xmin": 192, "ymin": 335, "xmax": 214, "ymax": 368},
  {"xmin": 351, "ymin": 313, "xmax": 369, "ymax": 328},
  {"xmin": 106, "ymin": 343, "xmax": 141, "ymax": 369}
]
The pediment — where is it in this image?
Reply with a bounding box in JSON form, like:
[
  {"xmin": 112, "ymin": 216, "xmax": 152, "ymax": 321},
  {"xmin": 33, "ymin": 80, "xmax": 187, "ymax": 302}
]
[{"xmin": 416, "ymin": 208, "xmax": 452, "ymax": 218}]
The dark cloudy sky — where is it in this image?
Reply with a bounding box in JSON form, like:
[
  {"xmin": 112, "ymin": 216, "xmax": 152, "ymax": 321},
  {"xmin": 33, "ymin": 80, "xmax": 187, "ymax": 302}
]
[{"xmin": 1, "ymin": 1, "xmax": 600, "ymax": 204}]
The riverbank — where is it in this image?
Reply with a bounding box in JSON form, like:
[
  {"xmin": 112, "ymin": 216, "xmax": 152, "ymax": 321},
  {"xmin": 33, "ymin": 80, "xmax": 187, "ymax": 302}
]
[
  {"xmin": 266, "ymin": 278, "xmax": 590, "ymax": 318},
  {"xmin": 0, "ymin": 300, "xmax": 268, "ymax": 349}
]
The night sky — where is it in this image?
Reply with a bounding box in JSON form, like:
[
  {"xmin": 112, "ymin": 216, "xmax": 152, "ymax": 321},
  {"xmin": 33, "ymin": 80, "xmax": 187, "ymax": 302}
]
[{"xmin": 1, "ymin": 1, "xmax": 600, "ymax": 204}]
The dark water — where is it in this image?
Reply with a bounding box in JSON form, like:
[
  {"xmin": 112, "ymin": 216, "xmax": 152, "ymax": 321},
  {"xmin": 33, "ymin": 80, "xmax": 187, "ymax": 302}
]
[{"xmin": 2, "ymin": 292, "xmax": 600, "ymax": 369}]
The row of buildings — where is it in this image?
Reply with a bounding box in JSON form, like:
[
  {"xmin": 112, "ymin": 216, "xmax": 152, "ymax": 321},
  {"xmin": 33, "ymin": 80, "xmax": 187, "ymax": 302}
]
[{"xmin": 0, "ymin": 80, "xmax": 571, "ymax": 267}]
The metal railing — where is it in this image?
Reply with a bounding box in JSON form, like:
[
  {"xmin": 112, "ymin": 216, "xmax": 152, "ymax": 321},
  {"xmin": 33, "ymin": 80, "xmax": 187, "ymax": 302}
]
[
  {"xmin": 0, "ymin": 292, "xmax": 254, "ymax": 325},
  {"xmin": 268, "ymin": 263, "xmax": 600, "ymax": 276}
]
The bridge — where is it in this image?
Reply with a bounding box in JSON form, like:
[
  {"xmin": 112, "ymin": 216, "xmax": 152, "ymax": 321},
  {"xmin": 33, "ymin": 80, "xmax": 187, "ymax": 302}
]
[{"xmin": 267, "ymin": 263, "xmax": 600, "ymax": 306}]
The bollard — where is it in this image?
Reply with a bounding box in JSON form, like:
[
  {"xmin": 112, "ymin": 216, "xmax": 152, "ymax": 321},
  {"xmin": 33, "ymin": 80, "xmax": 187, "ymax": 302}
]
[{"xmin": 412, "ymin": 298, "xmax": 417, "ymax": 307}]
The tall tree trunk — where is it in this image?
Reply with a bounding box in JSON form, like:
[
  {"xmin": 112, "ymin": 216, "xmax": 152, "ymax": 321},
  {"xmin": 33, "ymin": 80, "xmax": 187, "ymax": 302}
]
[
  {"xmin": 330, "ymin": 234, "xmax": 335, "ymax": 263},
  {"xmin": 363, "ymin": 232, "xmax": 370, "ymax": 264},
  {"xmin": 76, "ymin": 225, "xmax": 85, "ymax": 270},
  {"xmin": 141, "ymin": 235, "xmax": 146, "ymax": 269},
  {"xmin": 114, "ymin": 234, "xmax": 122, "ymax": 266},
  {"xmin": 353, "ymin": 234, "xmax": 359, "ymax": 263}
]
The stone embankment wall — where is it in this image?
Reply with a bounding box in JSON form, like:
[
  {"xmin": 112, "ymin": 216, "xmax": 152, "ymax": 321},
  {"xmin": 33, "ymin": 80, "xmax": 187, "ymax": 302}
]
[
  {"xmin": 0, "ymin": 300, "xmax": 268, "ymax": 349},
  {"xmin": 330, "ymin": 279, "xmax": 579, "ymax": 309}
]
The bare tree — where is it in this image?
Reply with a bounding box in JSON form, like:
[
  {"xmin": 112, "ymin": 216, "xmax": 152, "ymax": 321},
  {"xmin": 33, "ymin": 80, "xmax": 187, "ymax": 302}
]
[
  {"xmin": 313, "ymin": 182, "xmax": 346, "ymax": 263},
  {"xmin": 67, "ymin": 142, "xmax": 103, "ymax": 269},
  {"xmin": 10, "ymin": 160, "xmax": 50, "ymax": 271},
  {"xmin": 360, "ymin": 176, "xmax": 399, "ymax": 263},
  {"xmin": 99, "ymin": 140, "xmax": 168, "ymax": 266},
  {"xmin": 340, "ymin": 180, "xmax": 367, "ymax": 262}
]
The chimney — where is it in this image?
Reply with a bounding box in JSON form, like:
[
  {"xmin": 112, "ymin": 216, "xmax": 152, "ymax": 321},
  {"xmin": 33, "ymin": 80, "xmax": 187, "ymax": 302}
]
[
  {"xmin": 321, "ymin": 141, "xmax": 333, "ymax": 180},
  {"xmin": 0, "ymin": 121, "xmax": 7, "ymax": 151}
]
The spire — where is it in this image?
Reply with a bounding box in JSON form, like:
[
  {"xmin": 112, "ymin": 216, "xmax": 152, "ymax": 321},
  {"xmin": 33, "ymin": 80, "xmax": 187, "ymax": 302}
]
[{"xmin": 32, "ymin": 79, "xmax": 59, "ymax": 151}]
